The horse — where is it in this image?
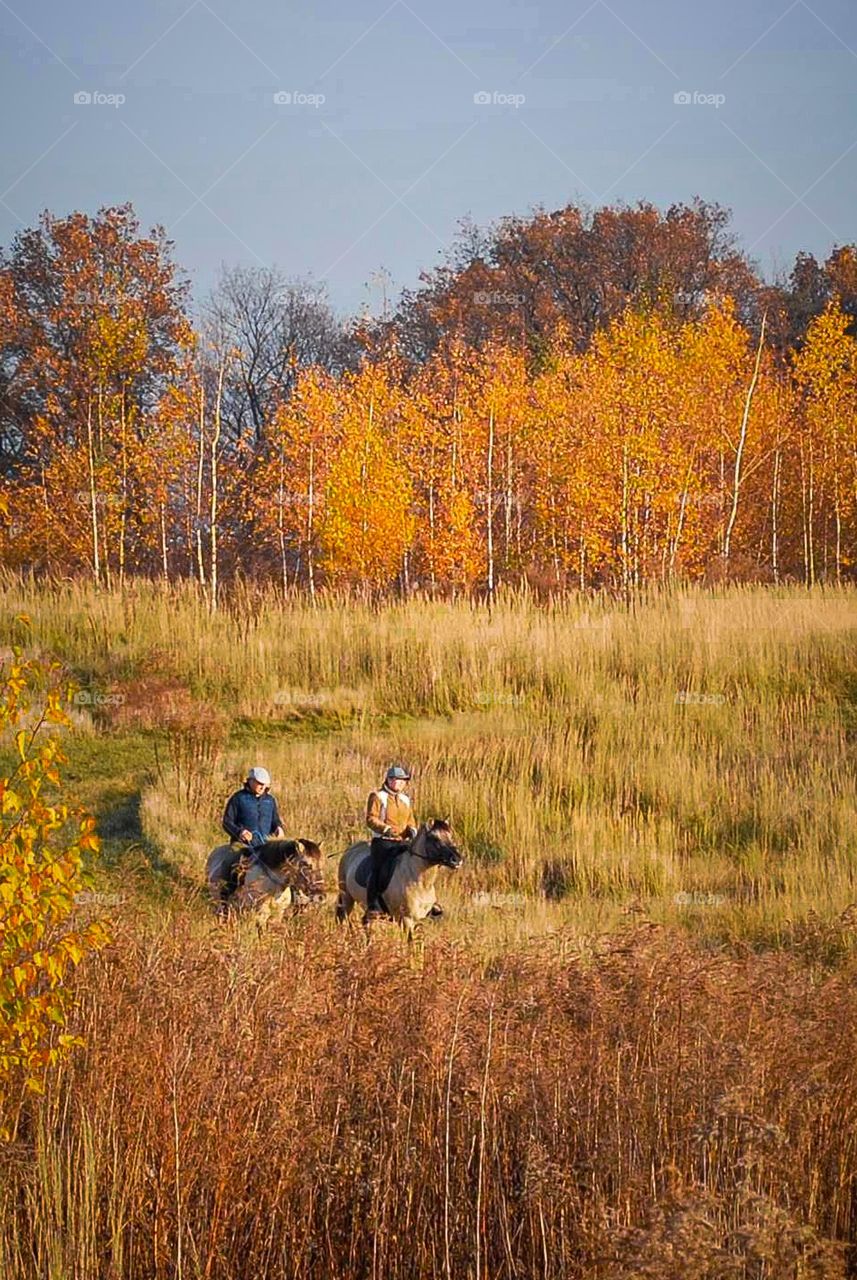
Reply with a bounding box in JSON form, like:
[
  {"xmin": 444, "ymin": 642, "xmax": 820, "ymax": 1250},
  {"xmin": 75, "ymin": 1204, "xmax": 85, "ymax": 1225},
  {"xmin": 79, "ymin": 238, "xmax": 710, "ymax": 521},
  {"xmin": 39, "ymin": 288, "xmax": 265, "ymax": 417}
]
[
  {"xmin": 206, "ymin": 838, "xmax": 325, "ymax": 925},
  {"xmin": 336, "ymin": 820, "xmax": 463, "ymax": 942}
]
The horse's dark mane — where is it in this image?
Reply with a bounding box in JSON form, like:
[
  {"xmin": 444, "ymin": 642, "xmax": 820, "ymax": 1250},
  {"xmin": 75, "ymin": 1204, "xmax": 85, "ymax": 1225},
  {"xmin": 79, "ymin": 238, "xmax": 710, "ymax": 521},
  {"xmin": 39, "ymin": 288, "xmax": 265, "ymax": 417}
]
[
  {"xmin": 253, "ymin": 840, "xmax": 298, "ymax": 870},
  {"xmin": 254, "ymin": 838, "xmax": 322, "ymax": 871}
]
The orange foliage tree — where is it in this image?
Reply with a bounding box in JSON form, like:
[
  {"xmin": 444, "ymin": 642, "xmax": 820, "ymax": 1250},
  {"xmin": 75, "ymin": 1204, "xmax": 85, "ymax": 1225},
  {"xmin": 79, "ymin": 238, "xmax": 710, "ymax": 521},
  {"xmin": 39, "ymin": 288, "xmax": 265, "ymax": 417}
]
[
  {"xmin": 2, "ymin": 203, "xmax": 857, "ymax": 593},
  {"xmin": 0, "ymin": 205, "xmax": 191, "ymax": 582}
]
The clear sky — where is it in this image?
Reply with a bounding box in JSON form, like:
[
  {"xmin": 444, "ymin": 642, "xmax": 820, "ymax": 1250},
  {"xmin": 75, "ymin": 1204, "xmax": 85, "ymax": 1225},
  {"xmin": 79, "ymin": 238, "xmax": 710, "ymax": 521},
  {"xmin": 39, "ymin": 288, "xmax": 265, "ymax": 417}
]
[{"xmin": 1, "ymin": 0, "xmax": 855, "ymax": 319}]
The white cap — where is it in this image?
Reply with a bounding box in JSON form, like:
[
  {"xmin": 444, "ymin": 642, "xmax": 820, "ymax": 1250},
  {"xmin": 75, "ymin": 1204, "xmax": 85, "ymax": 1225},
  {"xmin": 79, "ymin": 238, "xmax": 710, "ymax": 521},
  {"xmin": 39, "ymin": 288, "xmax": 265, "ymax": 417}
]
[{"xmin": 247, "ymin": 766, "xmax": 271, "ymax": 786}]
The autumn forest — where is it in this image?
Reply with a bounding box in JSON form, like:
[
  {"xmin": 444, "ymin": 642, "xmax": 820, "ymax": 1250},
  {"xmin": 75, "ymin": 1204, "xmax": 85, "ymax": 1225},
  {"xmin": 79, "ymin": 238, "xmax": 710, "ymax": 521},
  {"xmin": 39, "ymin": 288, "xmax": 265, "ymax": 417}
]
[{"xmin": 1, "ymin": 200, "xmax": 856, "ymax": 594}]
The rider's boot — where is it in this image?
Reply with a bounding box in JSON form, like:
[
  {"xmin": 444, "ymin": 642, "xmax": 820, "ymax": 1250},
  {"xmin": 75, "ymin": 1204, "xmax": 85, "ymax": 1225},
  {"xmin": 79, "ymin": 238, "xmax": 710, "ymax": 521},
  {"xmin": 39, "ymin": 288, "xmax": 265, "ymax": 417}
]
[
  {"xmin": 363, "ymin": 857, "xmax": 386, "ymax": 924},
  {"xmin": 213, "ymin": 879, "xmax": 231, "ymax": 920}
]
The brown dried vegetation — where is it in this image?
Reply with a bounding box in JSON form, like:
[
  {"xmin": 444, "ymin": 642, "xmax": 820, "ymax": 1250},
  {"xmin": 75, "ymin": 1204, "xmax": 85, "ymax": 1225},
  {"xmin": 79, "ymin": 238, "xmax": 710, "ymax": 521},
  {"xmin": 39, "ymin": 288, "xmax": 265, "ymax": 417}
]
[{"xmin": 2, "ymin": 909, "xmax": 855, "ymax": 1279}]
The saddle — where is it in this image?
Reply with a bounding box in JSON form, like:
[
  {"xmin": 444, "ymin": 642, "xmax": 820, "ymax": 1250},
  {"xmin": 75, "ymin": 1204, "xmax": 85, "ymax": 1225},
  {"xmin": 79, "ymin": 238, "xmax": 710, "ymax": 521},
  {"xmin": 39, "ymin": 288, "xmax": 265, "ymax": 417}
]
[
  {"xmin": 222, "ymin": 843, "xmax": 284, "ymax": 898},
  {"xmin": 371, "ymin": 834, "xmax": 410, "ymax": 860},
  {"xmin": 367, "ymin": 835, "xmax": 410, "ymax": 904}
]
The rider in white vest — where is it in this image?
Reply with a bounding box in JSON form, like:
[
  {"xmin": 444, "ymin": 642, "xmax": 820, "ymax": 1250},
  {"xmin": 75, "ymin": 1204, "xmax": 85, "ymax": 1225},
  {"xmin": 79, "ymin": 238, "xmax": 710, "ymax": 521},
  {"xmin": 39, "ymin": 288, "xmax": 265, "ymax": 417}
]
[{"xmin": 364, "ymin": 764, "xmax": 417, "ymax": 921}]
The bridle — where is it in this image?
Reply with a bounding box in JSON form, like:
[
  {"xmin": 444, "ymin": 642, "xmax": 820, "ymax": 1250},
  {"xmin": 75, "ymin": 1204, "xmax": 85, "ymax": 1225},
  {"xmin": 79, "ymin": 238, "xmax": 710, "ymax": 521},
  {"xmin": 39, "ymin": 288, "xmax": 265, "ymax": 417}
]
[
  {"xmin": 407, "ymin": 828, "xmax": 459, "ymax": 867},
  {"xmin": 243, "ymin": 848, "xmax": 320, "ymax": 897}
]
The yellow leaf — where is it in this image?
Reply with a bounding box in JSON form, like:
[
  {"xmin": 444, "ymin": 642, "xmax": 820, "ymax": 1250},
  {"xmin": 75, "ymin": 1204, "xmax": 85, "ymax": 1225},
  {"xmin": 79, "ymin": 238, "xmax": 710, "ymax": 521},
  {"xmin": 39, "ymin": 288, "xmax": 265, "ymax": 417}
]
[{"xmin": 1, "ymin": 789, "xmax": 21, "ymax": 814}]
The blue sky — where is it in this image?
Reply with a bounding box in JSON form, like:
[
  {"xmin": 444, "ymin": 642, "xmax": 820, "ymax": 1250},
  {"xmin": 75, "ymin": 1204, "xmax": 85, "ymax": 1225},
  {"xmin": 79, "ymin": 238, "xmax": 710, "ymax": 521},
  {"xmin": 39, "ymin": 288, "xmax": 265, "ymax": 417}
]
[{"xmin": 1, "ymin": 0, "xmax": 855, "ymax": 318}]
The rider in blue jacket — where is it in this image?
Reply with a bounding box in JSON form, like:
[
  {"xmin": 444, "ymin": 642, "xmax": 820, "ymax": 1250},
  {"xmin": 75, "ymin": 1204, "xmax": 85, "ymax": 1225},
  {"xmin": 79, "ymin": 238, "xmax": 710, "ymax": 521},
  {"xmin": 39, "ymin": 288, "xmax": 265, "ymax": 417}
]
[{"xmin": 223, "ymin": 766, "xmax": 285, "ymax": 850}]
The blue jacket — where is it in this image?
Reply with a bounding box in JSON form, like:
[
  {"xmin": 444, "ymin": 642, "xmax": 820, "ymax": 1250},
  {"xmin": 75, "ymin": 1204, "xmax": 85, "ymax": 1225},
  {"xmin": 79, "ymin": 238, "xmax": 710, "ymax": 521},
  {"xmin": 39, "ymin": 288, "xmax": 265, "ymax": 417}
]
[{"xmin": 222, "ymin": 785, "xmax": 283, "ymax": 846}]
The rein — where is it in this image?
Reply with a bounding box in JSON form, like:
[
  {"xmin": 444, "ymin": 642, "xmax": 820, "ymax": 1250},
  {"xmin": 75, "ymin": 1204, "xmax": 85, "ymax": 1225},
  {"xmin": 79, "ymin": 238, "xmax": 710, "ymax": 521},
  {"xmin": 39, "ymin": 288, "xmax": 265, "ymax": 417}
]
[
  {"xmin": 244, "ymin": 849, "xmax": 313, "ymax": 894},
  {"xmin": 406, "ymin": 835, "xmax": 449, "ymax": 866},
  {"xmin": 408, "ymin": 846, "xmax": 435, "ymax": 863},
  {"xmin": 255, "ymin": 855, "xmax": 290, "ymax": 891}
]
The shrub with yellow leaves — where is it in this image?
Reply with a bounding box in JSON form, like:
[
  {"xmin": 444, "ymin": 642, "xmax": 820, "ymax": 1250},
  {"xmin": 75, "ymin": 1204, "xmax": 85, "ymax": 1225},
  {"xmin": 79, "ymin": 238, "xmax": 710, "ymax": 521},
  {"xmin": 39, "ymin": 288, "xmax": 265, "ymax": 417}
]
[{"xmin": 0, "ymin": 620, "xmax": 109, "ymax": 1139}]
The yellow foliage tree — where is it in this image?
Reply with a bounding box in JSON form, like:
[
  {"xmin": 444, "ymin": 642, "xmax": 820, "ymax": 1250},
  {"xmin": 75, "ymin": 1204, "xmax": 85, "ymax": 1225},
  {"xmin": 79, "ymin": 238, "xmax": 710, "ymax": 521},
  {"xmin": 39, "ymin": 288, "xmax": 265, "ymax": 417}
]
[
  {"xmin": 792, "ymin": 301, "xmax": 857, "ymax": 582},
  {"xmin": 0, "ymin": 602, "xmax": 109, "ymax": 1137},
  {"xmin": 427, "ymin": 488, "xmax": 482, "ymax": 592},
  {"xmin": 319, "ymin": 367, "xmax": 415, "ymax": 592}
]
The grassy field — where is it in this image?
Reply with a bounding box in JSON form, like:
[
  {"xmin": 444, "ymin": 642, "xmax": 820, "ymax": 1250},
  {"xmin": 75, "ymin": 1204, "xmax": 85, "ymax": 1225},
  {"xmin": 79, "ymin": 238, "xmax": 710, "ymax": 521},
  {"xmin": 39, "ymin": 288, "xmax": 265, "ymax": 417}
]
[
  {"xmin": 1, "ymin": 577, "xmax": 856, "ymax": 1277},
  {"xmin": 2, "ymin": 574, "xmax": 855, "ymax": 945}
]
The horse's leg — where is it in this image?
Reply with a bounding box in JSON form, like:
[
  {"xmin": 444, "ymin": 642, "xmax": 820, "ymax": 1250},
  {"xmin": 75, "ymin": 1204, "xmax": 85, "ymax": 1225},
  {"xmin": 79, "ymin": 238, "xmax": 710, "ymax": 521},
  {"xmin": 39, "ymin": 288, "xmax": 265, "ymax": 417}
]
[
  {"xmin": 254, "ymin": 896, "xmax": 273, "ymax": 935},
  {"xmin": 209, "ymin": 875, "xmax": 233, "ymax": 920},
  {"xmin": 336, "ymin": 885, "xmax": 356, "ymax": 925},
  {"xmin": 273, "ymin": 887, "xmax": 292, "ymax": 923},
  {"xmin": 404, "ymin": 918, "xmax": 427, "ymax": 968}
]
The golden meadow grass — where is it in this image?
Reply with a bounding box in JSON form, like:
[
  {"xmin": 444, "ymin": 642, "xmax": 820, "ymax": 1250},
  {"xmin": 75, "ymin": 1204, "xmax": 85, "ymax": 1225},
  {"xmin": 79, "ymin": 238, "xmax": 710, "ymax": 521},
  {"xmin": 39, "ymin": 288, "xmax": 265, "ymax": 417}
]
[
  {"xmin": 1, "ymin": 576, "xmax": 856, "ymax": 1276},
  {"xmin": 6, "ymin": 574, "xmax": 843, "ymax": 947},
  {"xmin": 3, "ymin": 908, "xmax": 857, "ymax": 1279}
]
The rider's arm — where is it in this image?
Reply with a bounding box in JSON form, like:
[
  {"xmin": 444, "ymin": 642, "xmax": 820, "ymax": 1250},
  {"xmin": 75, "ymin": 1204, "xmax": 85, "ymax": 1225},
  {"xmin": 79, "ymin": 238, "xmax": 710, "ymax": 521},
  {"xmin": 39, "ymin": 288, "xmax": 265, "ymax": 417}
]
[
  {"xmin": 222, "ymin": 792, "xmax": 243, "ymax": 840},
  {"xmin": 366, "ymin": 791, "xmax": 391, "ymax": 836},
  {"xmin": 269, "ymin": 794, "xmax": 284, "ymax": 837}
]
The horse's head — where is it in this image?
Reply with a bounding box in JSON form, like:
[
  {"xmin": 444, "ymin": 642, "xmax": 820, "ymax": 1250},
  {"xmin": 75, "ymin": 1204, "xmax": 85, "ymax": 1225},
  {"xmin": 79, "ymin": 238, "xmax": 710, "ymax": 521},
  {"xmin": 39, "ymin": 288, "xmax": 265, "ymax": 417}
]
[
  {"xmin": 258, "ymin": 838, "xmax": 325, "ymax": 900},
  {"xmin": 418, "ymin": 818, "xmax": 463, "ymax": 871},
  {"xmin": 293, "ymin": 838, "xmax": 326, "ymax": 899}
]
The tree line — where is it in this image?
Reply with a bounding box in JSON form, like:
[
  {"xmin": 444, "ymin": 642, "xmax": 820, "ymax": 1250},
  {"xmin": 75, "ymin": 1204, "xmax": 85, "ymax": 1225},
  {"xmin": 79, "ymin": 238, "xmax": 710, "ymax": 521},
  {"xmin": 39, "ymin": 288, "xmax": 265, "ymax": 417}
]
[{"xmin": 1, "ymin": 201, "xmax": 855, "ymax": 596}]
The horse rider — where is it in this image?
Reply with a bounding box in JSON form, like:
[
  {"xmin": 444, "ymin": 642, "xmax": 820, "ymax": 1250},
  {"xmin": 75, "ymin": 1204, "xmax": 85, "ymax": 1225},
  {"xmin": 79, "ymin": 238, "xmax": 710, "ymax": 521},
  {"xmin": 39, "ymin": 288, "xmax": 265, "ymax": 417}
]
[
  {"xmin": 364, "ymin": 764, "xmax": 417, "ymax": 922},
  {"xmin": 223, "ymin": 765, "xmax": 286, "ymax": 850},
  {"xmin": 214, "ymin": 766, "xmax": 286, "ymax": 910}
]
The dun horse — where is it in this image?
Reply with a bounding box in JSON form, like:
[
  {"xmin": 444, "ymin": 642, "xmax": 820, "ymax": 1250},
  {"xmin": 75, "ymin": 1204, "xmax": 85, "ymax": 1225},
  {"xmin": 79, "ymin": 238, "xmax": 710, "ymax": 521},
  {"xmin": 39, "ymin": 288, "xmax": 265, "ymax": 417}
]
[
  {"xmin": 207, "ymin": 838, "xmax": 324, "ymax": 925},
  {"xmin": 336, "ymin": 820, "xmax": 463, "ymax": 941}
]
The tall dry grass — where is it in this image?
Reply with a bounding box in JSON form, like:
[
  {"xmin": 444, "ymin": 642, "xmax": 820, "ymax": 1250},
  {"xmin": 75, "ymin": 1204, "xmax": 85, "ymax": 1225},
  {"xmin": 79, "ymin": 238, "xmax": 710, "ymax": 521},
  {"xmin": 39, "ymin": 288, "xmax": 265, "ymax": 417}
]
[
  {"xmin": 2, "ymin": 578, "xmax": 857, "ymax": 1275},
  {"xmin": 1, "ymin": 905, "xmax": 855, "ymax": 1279},
  {"xmin": 1, "ymin": 573, "xmax": 854, "ymax": 720},
  {"xmin": 91, "ymin": 579, "xmax": 857, "ymax": 946},
  {"xmin": 3, "ymin": 574, "xmax": 855, "ymax": 940}
]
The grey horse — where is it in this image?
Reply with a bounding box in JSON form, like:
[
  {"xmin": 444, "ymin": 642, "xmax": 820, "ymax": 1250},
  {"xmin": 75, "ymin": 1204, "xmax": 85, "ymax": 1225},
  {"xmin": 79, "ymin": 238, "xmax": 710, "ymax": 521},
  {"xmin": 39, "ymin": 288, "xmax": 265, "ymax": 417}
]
[
  {"xmin": 207, "ymin": 838, "xmax": 324, "ymax": 924},
  {"xmin": 336, "ymin": 820, "xmax": 463, "ymax": 941}
]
